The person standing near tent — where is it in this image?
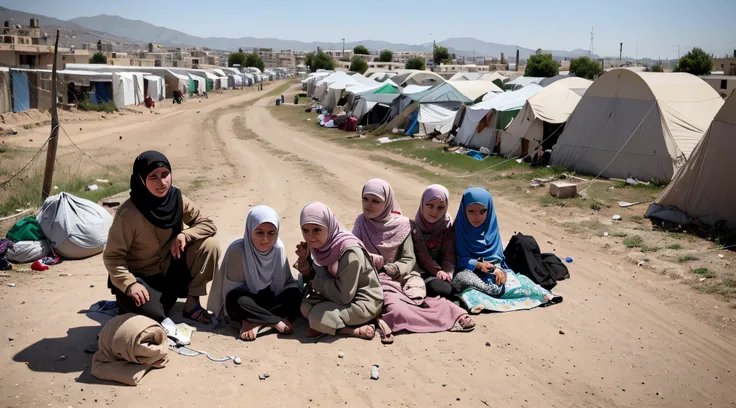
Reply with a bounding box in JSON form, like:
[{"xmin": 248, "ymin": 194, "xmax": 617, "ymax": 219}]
[
  {"xmin": 295, "ymin": 202, "xmax": 383, "ymax": 340},
  {"xmin": 207, "ymin": 206, "xmax": 303, "ymax": 341},
  {"xmin": 104, "ymin": 151, "xmax": 220, "ymax": 324},
  {"xmin": 410, "ymin": 184, "xmax": 457, "ymax": 299},
  {"xmin": 352, "ymin": 179, "xmax": 474, "ymax": 344}
]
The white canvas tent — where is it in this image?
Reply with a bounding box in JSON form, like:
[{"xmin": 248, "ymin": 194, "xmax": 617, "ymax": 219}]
[
  {"xmin": 418, "ymin": 104, "xmax": 460, "ymax": 135},
  {"xmin": 112, "ymin": 72, "xmax": 136, "ymax": 107},
  {"xmin": 455, "ymin": 84, "xmax": 544, "ymax": 149},
  {"xmin": 645, "ymin": 90, "xmax": 736, "ymax": 228},
  {"xmin": 189, "ymin": 74, "xmax": 206, "ymax": 94},
  {"xmin": 165, "ymin": 70, "xmax": 189, "ymax": 96},
  {"xmin": 407, "ymin": 82, "xmax": 474, "ymax": 103},
  {"xmin": 390, "ymin": 71, "xmax": 446, "ymax": 87},
  {"xmin": 449, "ymin": 72, "xmax": 483, "ymax": 81},
  {"xmin": 447, "ymin": 80, "xmax": 503, "ymax": 101},
  {"xmin": 550, "ymin": 69, "xmax": 724, "ymax": 181},
  {"xmin": 144, "ymin": 75, "xmax": 165, "ymax": 101},
  {"xmin": 504, "ymin": 76, "xmax": 544, "ymax": 90},
  {"xmin": 500, "ymin": 77, "xmax": 592, "ymax": 157}
]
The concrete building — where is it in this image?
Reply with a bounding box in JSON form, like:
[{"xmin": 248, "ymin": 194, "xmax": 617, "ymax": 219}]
[
  {"xmin": 436, "ymin": 63, "xmax": 490, "ymax": 73},
  {"xmin": 712, "ymin": 57, "xmax": 736, "ymax": 75},
  {"xmin": 700, "ymin": 75, "xmax": 736, "ymax": 99},
  {"xmin": 0, "ymin": 18, "xmax": 55, "ymax": 68}
]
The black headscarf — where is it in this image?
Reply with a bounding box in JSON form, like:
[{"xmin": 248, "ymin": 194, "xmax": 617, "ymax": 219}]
[{"xmin": 129, "ymin": 151, "xmax": 183, "ymax": 236}]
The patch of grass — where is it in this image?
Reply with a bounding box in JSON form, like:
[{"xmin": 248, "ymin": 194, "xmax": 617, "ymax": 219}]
[
  {"xmin": 264, "ymin": 80, "xmax": 296, "ymax": 99},
  {"xmin": 630, "ymin": 215, "xmax": 645, "ymax": 224},
  {"xmin": 692, "ymin": 268, "xmax": 715, "ymax": 278},
  {"xmin": 623, "ymin": 235, "xmax": 644, "ymax": 248},
  {"xmin": 679, "ymin": 255, "xmax": 700, "ymax": 263},
  {"xmin": 562, "ymin": 220, "xmax": 606, "ymax": 236},
  {"xmin": 667, "ymin": 244, "xmax": 682, "ymax": 250},
  {"xmin": 538, "ymin": 195, "xmax": 567, "ymax": 207},
  {"xmin": 188, "ymin": 176, "xmax": 207, "ymax": 193},
  {"xmin": 612, "ymin": 232, "xmax": 628, "ymax": 238},
  {"xmin": 77, "ymin": 99, "xmax": 118, "ymax": 113},
  {"xmin": 722, "ymin": 279, "xmax": 736, "ymax": 288}
]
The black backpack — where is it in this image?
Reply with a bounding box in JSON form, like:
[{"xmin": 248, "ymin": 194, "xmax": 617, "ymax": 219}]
[{"xmin": 503, "ymin": 233, "xmax": 570, "ymax": 290}]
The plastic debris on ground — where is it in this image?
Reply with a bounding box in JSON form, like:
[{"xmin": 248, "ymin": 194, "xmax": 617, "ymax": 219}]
[
  {"xmin": 371, "ymin": 365, "xmax": 380, "ymax": 380},
  {"xmin": 465, "ymin": 149, "xmax": 489, "ymax": 161},
  {"xmin": 612, "ymin": 215, "xmax": 622, "ymax": 221},
  {"xmin": 85, "ymin": 184, "xmax": 100, "ymax": 191}
]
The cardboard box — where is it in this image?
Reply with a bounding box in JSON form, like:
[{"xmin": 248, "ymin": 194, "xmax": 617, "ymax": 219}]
[{"xmin": 550, "ymin": 181, "xmax": 578, "ymax": 198}]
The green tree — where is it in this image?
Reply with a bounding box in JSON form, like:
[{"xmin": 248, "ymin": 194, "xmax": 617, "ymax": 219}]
[
  {"xmin": 89, "ymin": 52, "xmax": 107, "ymax": 64},
  {"xmin": 434, "ymin": 45, "xmax": 450, "ymax": 67},
  {"xmin": 305, "ymin": 49, "xmax": 336, "ymax": 71},
  {"xmin": 405, "ymin": 57, "xmax": 426, "ymax": 70},
  {"xmin": 349, "ymin": 56, "xmax": 369, "ymax": 74},
  {"xmin": 674, "ymin": 47, "xmax": 712, "ymax": 76},
  {"xmin": 651, "ymin": 65, "xmax": 664, "ymax": 72},
  {"xmin": 379, "ymin": 49, "xmax": 393, "ymax": 62},
  {"xmin": 228, "ymin": 52, "xmax": 248, "ymax": 67},
  {"xmin": 524, "ymin": 53, "xmax": 559, "ymax": 77},
  {"xmin": 569, "ymin": 56, "xmax": 603, "ymax": 80},
  {"xmin": 353, "ymin": 45, "xmax": 369, "ymax": 55},
  {"xmin": 244, "ymin": 53, "xmax": 265, "ymax": 72}
]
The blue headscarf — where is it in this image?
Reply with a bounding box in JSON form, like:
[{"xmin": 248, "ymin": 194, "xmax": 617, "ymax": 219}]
[{"xmin": 454, "ymin": 187, "xmax": 505, "ymax": 271}]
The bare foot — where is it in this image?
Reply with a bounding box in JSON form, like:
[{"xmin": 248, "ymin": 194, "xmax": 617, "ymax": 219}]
[
  {"xmin": 239, "ymin": 321, "xmax": 261, "ymax": 341},
  {"xmin": 272, "ymin": 320, "xmax": 294, "ymax": 335},
  {"xmin": 338, "ymin": 324, "xmax": 375, "ymax": 340}
]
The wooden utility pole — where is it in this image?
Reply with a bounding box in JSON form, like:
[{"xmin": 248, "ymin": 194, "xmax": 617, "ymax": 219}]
[{"xmin": 42, "ymin": 29, "xmax": 60, "ymax": 200}]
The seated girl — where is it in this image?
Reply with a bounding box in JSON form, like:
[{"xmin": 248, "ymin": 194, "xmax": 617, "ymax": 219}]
[
  {"xmin": 207, "ymin": 206, "xmax": 302, "ymax": 341},
  {"xmin": 352, "ymin": 178, "xmax": 424, "ymax": 299},
  {"xmin": 353, "ymin": 179, "xmax": 474, "ymax": 343},
  {"xmin": 295, "ymin": 202, "xmax": 383, "ymax": 340},
  {"xmin": 410, "ymin": 184, "xmax": 456, "ymax": 299},
  {"xmin": 104, "ymin": 151, "xmax": 219, "ymax": 324},
  {"xmin": 453, "ymin": 187, "xmax": 562, "ymax": 313}
]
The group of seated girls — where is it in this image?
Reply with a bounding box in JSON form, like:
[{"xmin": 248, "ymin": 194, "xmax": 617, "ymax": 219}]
[{"xmin": 104, "ymin": 150, "xmax": 561, "ymax": 344}]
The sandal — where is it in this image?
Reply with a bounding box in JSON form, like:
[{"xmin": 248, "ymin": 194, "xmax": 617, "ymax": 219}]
[
  {"xmin": 183, "ymin": 305, "xmax": 213, "ymax": 324},
  {"xmin": 376, "ymin": 318, "xmax": 394, "ymax": 344},
  {"xmin": 450, "ymin": 315, "xmax": 475, "ymax": 332}
]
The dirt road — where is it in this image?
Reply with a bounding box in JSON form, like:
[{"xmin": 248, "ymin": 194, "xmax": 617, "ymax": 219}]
[{"xmin": 1, "ymin": 85, "xmax": 735, "ymax": 408}]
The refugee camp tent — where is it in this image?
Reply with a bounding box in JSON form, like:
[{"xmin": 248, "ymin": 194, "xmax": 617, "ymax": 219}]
[
  {"xmin": 539, "ymin": 75, "xmax": 569, "ymax": 87},
  {"xmin": 407, "ymin": 82, "xmax": 474, "ymax": 104},
  {"xmin": 417, "ymin": 103, "xmax": 460, "ymax": 135},
  {"xmin": 447, "ymin": 80, "xmax": 503, "ymax": 101},
  {"xmin": 112, "ymin": 72, "xmax": 136, "ymax": 107},
  {"xmin": 144, "ymin": 75, "xmax": 165, "ymax": 101},
  {"xmin": 550, "ymin": 69, "xmax": 724, "ymax": 181},
  {"xmin": 355, "ymin": 82, "xmax": 400, "ymax": 103},
  {"xmin": 504, "ymin": 76, "xmax": 544, "ymax": 91},
  {"xmin": 189, "ymin": 74, "xmax": 206, "ymax": 94},
  {"xmin": 165, "ymin": 70, "xmax": 189, "ymax": 96},
  {"xmin": 11, "ymin": 70, "xmax": 30, "ymax": 112},
  {"xmin": 500, "ymin": 77, "xmax": 592, "ymax": 157},
  {"xmin": 390, "ymin": 71, "xmax": 445, "ymax": 87},
  {"xmin": 449, "ymin": 72, "xmax": 483, "ymax": 81},
  {"xmin": 455, "ymin": 84, "xmax": 543, "ymax": 150},
  {"xmin": 645, "ymin": 90, "xmax": 736, "ymax": 228},
  {"xmin": 368, "ymin": 72, "xmax": 398, "ymax": 82}
]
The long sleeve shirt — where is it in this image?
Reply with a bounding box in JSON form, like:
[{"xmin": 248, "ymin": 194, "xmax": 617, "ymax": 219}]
[{"xmin": 410, "ymin": 222, "xmax": 456, "ymax": 276}]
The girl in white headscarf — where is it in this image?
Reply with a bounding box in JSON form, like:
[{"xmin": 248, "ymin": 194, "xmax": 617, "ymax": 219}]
[{"xmin": 207, "ymin": 206, "xmax": 302, "ymax": 341}]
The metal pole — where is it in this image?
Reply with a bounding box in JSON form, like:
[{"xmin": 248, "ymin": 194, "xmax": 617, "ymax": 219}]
[{"xmin": 42, "ymin": 29, "xmax": 61, "ymax": 200}]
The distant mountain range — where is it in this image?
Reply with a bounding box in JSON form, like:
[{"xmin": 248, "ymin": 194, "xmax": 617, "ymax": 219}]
[{"xmin": 0, "ymin": 7, "xmax": 598, "ymax": 60}]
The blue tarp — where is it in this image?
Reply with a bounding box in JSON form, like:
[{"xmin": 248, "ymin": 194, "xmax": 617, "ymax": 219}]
[
  {"xmin": 405, "ymin": 110, "xmax": 419, "ymax": 136},
  {"xmin": 11, "ymin": 71, "xmax": 30, "ymax": 112},
  {"xmin": 94, "ymin": 82, "xmax": 111, "ymax": 103}
]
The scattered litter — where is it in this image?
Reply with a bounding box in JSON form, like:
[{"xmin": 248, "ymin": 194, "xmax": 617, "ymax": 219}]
[
  {"xmin": 618, "ymin": 201, "xmax": 644, "ymax": 208},
  {"xmin": 565, "ymin": 257, "xmax": 573, "ymax": 263},
  {"xmin": 485, "ymin": 342, "xmax": 491, "ymax": 347},
  {"xmin": 338, "ymin": 352, "xmax": 344, "ymax": 359},
  {"xmin": 479, "ymin": 146, "xmax": 491, "ymax": 155},
  {"xmin": 718, "ymin": 254, "xmax": 724, "ymax": 259},
  {"xmin": 233, "ymin": 356, "xmax": 242, "ymax": 365},
  {"xmin": 638, "ymin": 261, "xmax": 645, "ymax": 267},
  {"xmin": 377, "ymin": 136, "xmax": 412, "ymax": 144},
  {"xmin": 53, "ymin": 186, "xmax": 58, "ymax": 190},
  {"xmin": 95, "ymin": 179, "xmax": 109, "ymax": 183},
  {"xmin": 558, "ymin": 330, "xmax": 565, "ymax": 335},
  {"xmin": 699, "ymin": 277, "xmax": 706, "ymax": 282},
  {"xmin": 85, "ymin": 184, "xmax": 100, "ymax": 191},
  {"xmin": 612, "ymin": 215, "xmax": 622, "ymax": 221},
  {"xmin": 603, "ymin": 232, "xmax": 609, "ymax": 237},
  {"xmin": 264, "ymin": 373, "xmax": 270, "ymax": 378},
  {"xmin": 516, "ymin": 159, "xmax": 523, "ymax": 164},
  {"xmin": 371, "ymin": 364, "xmax": 380, "ymax": 380},
  {"xmin": 7, "ymin": 283, "xmax": 15, "ymax": 287},
  {"xmin": 625, "ymin": 177, "xmax": 649, "ymax": 186},
  {"xmin": 677, "ymin": 330, "xmax": 683, "ymax": 335},
  {"xmin": 259, "ymin": 374, "xmax": 266, "ymax": 380}
]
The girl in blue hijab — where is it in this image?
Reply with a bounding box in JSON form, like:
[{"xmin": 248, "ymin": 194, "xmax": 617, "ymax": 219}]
[
  {"xmin": 453, "ymin": 187, "xmax": 562, "ymax": 313},
  {"xmin": 452, "ymin": 187, "xmax": 507, "ymax": 297}
]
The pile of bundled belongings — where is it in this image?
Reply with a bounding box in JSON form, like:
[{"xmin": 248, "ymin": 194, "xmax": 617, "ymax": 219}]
[
  {"xmin": 646, "ymin": 89, "xmax": 736, "ymax": 236},
  {"xmin": 2, "ymin": 192, "xmax": 113, "ymax": 268}
]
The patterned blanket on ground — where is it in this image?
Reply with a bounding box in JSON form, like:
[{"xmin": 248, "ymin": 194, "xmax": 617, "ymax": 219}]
[{"xmin": 459, "ymin": 271, "xmax": 557, "ymax": 312}]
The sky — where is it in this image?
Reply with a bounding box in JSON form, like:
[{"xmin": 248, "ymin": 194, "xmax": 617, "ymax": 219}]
[{"xmin": 3, "ymin": 0, "xmax": 736, "ymax": 59}]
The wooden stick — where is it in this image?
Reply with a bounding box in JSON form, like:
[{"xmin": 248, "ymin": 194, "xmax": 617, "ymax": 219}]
[{"xmin": 0, "ymin": 208, "xmax": 31, "ymax": 222}]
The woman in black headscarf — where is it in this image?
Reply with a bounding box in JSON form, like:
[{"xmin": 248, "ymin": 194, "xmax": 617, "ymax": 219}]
[{"xmin": 103, "ymin": 151, "xmax": 220, "ymax": 324}]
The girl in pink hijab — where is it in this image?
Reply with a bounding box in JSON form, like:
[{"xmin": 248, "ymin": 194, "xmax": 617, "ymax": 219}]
[
  {"xmin": 352, "ymin": 178, "xmax": 425, "ymax": 299},
  {"xmin": 295, "ymin": 202, "xmax": 383, "ymax": 340},
  {"xmin": 410, "ymin": 184, "xmax": 456, "ymax": 299},
  {"xmin": 353, "ymin": 180, "xmax": 474, "ymax": 343}
]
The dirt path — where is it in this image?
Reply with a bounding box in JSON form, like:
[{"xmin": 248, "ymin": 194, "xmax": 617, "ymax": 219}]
[{"xmin": 1, "ymin": 85, "xmax": 735, "ymax": 408}]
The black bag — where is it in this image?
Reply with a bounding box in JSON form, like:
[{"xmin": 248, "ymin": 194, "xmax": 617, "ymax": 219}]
[{"xmin": 503, "ymin": 233, "xmax": 569, "ymax": 290}]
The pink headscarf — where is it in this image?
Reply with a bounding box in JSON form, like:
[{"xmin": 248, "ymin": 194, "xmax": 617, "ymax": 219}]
[
  {"xmin": 352, "ymin": 179, "xmax": 411, "ymax": 269},
  {"xmin": 300, "ymin": 202, "xmax": 365, "ymax": 276},
  {"xmin": 414, "ymin": 184, "xmax": 453, "ymax": 237}
]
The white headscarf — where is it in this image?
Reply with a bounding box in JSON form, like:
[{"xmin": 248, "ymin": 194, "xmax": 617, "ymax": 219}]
[{"xmin": 241, "ymin": 205, "xmax": 290, "ymax": 294}]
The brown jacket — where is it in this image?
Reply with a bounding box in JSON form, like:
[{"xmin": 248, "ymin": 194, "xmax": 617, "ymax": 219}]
[{"xmin": 104, "ymin": 195, "xmax": 217, "ymax": 293}]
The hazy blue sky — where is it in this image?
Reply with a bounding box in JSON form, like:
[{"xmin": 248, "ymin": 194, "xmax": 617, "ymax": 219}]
[{"xmin": 4, "ymin": 0, "xmax": 735, "ymax": 58}]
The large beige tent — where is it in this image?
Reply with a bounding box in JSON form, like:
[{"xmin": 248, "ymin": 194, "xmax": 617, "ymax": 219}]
[
  {"xmin": 549, "ymin": 69, "xmax": 724, "ymax": 181},
  {"xmin": 390, "ymin": 71, "xmax": 445, "ymax": 87},
  {"xmin": 646, "ymin": 90, "xmax": 736, "ymax": 228},
  {"xmin": 500, "ymin": 77, "xmax": 592, "ymax": 157},
  {"xmin": 447, "ymin": 80, "xmax": 503, "ymax": 101}
]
